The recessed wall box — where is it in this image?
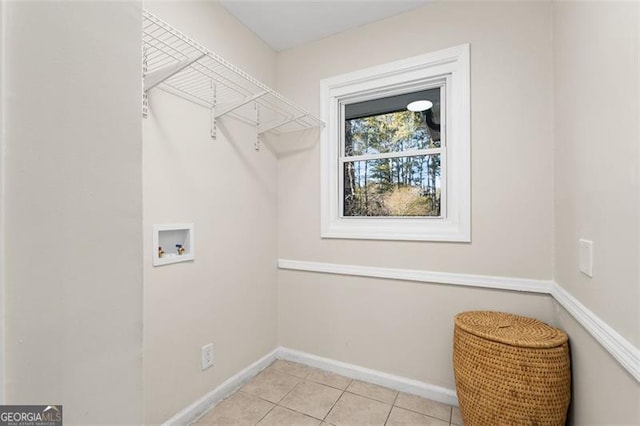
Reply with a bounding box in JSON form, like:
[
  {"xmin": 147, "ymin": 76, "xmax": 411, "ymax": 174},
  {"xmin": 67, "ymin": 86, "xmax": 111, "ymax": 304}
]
[{"xmin": 153, "ymin": 223, "xmax": 194, "ymax": 266}]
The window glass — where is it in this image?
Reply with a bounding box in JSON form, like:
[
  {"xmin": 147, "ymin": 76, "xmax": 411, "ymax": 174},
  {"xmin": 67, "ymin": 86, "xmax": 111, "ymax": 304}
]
[
  {"xmin": 342, "ymin": 88, "xmax": 443, "ymax": 217},
  {"xmin": 344, "ymin": 88, "xmax": 441, "ymax": 155},
  {"xmin": 343, "ymin": 155, "xmax": 441, "ymax": 217}
]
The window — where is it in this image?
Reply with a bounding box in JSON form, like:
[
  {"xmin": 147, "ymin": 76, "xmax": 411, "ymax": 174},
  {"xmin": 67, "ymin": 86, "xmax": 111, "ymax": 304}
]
[{"xmin": 320, "ymin": 44, "xmax": 470, "ymax": 241}]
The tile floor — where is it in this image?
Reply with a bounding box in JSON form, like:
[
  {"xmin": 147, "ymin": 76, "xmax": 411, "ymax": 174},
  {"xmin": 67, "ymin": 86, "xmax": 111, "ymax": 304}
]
[{"xmin": 193, "ymin": 360, "xmax": 462, "ymax": 425}]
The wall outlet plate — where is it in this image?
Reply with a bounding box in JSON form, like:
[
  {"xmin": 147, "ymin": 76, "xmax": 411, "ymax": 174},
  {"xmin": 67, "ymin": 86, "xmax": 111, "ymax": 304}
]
[
  {"xmin": 201, "ymin": 343, "xmax": 214, "ymax": 371},
  {"xmin": 579, "ymin": 239, "xmax": 593, "ymax": 278}
]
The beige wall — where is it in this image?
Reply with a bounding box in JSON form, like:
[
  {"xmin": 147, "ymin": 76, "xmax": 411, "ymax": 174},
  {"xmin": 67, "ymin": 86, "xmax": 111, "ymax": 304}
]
[
  {"xmin": 276, "ymin": 1, "xmax": 555, "ymax": 391},
  {"xmin": 277, "ymin": 1, "xmax": 554, "ymax": 278},
  {"xmin": 553, "ymin": 0, "xmax": 639, "ymax": 348},
  {"xmin": 142, "ymin": 2, "xmax": 279, "ymax": 424},
  {"xmin": 3, "ymin": 2, "xmax": 143, "ymax": 424},
  {"xmin": 554, "ymin": 304, "xmax": 640, "ymax": 424},
  {"xmin": 279, "ymin": 270, "xmax": 554, "ymax": 389},
  {"xmin": 552, "ymin": 1, "xmax": 640, "ymax": 423}
]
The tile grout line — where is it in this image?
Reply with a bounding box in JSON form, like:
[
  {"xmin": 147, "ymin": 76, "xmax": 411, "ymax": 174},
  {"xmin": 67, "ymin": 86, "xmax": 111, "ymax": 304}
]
[
  {"xmin": 305, "ymin": 375, "xmax": 354, "ymax": 392},
  {"xmin": 275, "ymin": 376, "xmax": 304, "ymax": 405},
  {"xmin": 238, "ymin": 389, "xmax": 284, "ymax": 406},
  {"xmin": 255, "ymin": 361, "xmax": 302, "ymax": 425},
  {"xmin": 268, "ymin": 362, "xmax": 357, "ymax": 424},
  {"xmin": 237, "ymin": 368, "xmax": 302, "ymax": 417},
  {"xmin": 342, "ymin": 389, "xmax": 395, "ymax": 406},
  {"xmin": 234, "ymin": 390, "xmax": 279, "ymax": 424},
  {"xmin": 391, "ymin": 402, "xmax": 453, "ymax": 424},
  {"xmin": 321, "ymin": 380, "xmax": 351, "ymax": 424},
  {"xmin": 269, "ymin": 363, "xmax": 339, "ymax": 424},
  {"xmin": 244, "ymin": 370, "xmax": 308, "ymax": 425},
  {"xmin": 383, "ymin": 391, "xmax": 400, "ymax": 426},
  {"xmin": 390, "ymin": 390, "xmax": 456, "ymax": 424},
  {"xmin": 273, "ymin": 403, "xmax": 325, "ymax": 424},
  {"xmin": 273, "ymin": 382, "xmax": 339, "ymax": 423},
  {"xmin": 244, "ymin": 362, "xmax": 308, "ymax": 404},
  {"xmin": 283, "ymin": 372, "xmax": 351, "ymax": 392},
  {"xmin": 253, "ymin": 400, "xmax": 277, "ymax": 426}
]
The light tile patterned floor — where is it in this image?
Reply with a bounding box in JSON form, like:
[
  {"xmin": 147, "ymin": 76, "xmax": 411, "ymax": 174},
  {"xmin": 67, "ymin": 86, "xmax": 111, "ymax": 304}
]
[{"xmin": 193, "ymin": 360, "xmax": 462, "ymax": 425}]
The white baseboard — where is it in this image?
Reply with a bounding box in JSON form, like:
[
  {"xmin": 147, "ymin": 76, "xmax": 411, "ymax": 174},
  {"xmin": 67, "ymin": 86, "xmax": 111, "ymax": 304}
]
[
  {"xmin": 277, "ymin": 347, "xmax": 458, "ymax": 406},
  {"xmin": 162, "ymin": 346, "xmax": 458, "ymax": 425},
  {"xmin": 162, "ymin": 348, "xmax": 279, "ymax": 426}
]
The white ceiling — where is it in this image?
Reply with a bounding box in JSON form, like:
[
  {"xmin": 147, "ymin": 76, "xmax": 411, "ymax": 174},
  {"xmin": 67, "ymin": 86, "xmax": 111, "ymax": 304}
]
[{"xmin": 219, "ymin": 1, "xmax": 433, "ymax": 51}]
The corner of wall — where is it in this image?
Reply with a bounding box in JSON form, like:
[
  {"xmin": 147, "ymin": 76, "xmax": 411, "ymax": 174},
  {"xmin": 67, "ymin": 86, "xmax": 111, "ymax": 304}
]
[
  {"xmin": 0, "ymin": 0, "xmax": 6, "ymax": 405},
  {"xmin": 141, "ymin": 3, "xmax": 280, "ymax": 423}
]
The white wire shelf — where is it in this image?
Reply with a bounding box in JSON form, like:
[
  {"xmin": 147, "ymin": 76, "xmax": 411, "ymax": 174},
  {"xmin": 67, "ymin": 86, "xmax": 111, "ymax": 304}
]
[{"xmin": 142, "ymin": 9, "xmax": 324, "ymax": 139}]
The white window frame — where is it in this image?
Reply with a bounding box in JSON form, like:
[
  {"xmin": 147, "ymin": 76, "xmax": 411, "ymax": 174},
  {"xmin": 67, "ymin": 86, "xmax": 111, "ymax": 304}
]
[{"xmin": 320, "ymin": 44, "xmax": 470, "ymax": 242}]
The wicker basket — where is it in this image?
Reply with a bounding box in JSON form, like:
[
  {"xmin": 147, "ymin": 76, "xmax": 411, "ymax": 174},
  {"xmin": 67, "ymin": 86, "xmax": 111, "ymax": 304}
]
[{"xmin": 453, "ymin": 311, "xmax": 571, "ymax": 426}]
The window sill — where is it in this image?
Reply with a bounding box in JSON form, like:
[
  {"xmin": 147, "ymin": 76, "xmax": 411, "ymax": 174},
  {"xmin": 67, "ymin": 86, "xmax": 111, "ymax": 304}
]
[{"xmin": 321, "ymin": 216, "xmax": 470, "ymax": 242}]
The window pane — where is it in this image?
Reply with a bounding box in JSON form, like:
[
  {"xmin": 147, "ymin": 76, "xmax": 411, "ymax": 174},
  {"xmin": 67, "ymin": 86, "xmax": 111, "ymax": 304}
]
[
  {"xmin": 343, "ymin": 155, "xmax": 441, "ymax": 217},
  {"xmin": 344, "ymin": 88, "xmax": 441, "ymax": 156}
]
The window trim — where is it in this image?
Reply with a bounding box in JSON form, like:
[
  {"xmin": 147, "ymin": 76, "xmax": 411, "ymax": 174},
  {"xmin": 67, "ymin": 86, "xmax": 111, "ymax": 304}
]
[{"xmin": 320, "ymin": 44, "xmax": 470, "ymax": 242}]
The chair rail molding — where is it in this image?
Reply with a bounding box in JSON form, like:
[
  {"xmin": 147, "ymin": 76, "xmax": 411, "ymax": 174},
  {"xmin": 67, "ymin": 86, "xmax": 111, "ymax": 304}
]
[
  {"xmin": 549, "ymin": 282, "xmax": 640, "ymax": 382},
  {"xmin": 278, "ymin": 259, "xmax": 552, "ymax": 293},
  {"xmin": 278, "ymin": 258, "xmax": 640, "ymax": 384}
]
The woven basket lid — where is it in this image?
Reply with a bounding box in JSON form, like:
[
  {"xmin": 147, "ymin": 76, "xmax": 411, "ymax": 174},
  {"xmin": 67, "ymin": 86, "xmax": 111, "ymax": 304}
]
[{"xmin": 454, "ymin": 311, "xmax": 568, "ymax": 348}]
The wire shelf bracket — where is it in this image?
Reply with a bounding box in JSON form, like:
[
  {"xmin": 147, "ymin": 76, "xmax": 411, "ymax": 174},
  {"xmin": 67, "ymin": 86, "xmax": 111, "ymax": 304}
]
[
  {"xmin": 142, "ymin": 9, "xmax": 324, "ymax": 147},
  {"xmin": 143, "ymin": 53, "xmax": 206, "ymax": 92},
  {"xmin": 215, "ymin": 91, "xmax": 268, "ymax": 119},
  {"xmin": 259, "ymin": 114, "xmax": 307, "ymax": 135}
]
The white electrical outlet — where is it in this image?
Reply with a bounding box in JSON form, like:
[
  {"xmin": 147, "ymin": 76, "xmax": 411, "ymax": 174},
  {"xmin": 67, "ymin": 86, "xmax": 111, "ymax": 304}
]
[{"xmin": 201, "ymin": 343, "xmax": 214, "ymax": 371}]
